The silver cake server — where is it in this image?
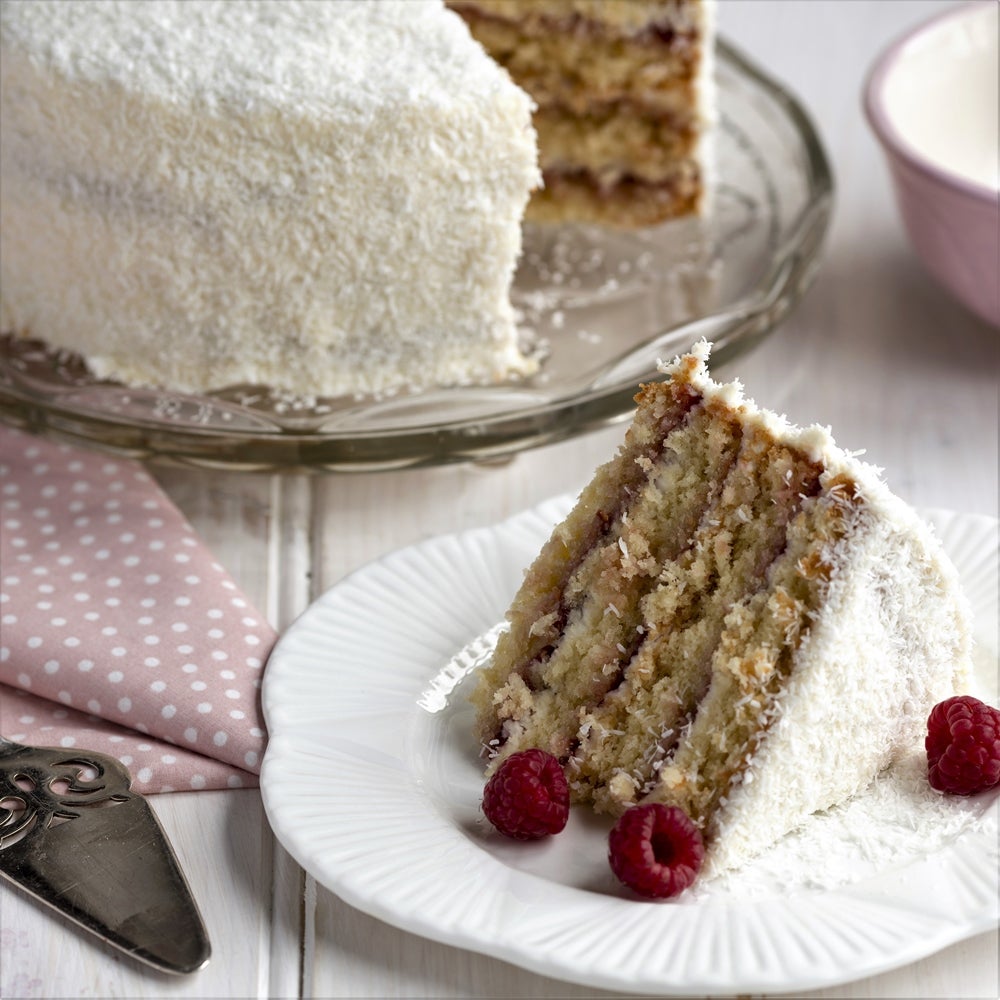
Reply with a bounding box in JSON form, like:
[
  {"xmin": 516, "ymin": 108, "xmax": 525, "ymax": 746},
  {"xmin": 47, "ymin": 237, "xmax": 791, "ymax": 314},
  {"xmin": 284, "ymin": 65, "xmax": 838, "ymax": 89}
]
[{"xmin": 0, "ymin": 736, "xmax": 211, "ymax": 974}]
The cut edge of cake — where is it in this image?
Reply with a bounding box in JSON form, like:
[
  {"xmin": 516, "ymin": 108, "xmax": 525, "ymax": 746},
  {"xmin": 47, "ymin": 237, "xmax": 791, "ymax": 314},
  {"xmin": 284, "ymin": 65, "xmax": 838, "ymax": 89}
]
[{"xmin": 449, "ymin": 0, "xmax": 717, "ymax": 228}]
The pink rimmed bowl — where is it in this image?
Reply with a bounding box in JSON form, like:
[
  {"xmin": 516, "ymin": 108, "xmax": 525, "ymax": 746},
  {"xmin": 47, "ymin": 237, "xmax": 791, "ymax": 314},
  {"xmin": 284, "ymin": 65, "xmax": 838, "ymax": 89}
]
[{"xmin": 865, "ymin": 2, "xmax": 999, "ymax": 328}]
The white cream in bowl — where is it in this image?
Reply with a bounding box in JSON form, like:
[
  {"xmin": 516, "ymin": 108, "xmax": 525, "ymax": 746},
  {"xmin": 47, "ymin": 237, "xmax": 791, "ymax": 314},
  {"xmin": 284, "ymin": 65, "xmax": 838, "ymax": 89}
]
[
  {"xmin": 881, "ymin": 2, "xmax": 998, "ymax": 191},
  {"xmin": 866, "ymin": 2, "xmax": 1000, "ymax": 326}
]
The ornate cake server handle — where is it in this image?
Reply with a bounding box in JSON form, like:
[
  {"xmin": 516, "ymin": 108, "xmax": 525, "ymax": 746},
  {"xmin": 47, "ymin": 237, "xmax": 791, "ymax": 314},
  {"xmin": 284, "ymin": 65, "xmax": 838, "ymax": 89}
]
[{"xmin": 0, "ymin": 735, "xmax": 211, "ymax": 974}]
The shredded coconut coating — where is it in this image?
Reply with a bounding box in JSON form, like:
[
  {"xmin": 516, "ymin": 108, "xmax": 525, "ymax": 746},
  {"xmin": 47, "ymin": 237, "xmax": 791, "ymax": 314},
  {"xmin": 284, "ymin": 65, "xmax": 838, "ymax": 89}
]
[
  {"xmin": 0, "ymin": 0, "xmax": 540, "ymax": 395},
  {"xmin": 660, "ymin": 343, "xmax": 972, "ymax": 875}
]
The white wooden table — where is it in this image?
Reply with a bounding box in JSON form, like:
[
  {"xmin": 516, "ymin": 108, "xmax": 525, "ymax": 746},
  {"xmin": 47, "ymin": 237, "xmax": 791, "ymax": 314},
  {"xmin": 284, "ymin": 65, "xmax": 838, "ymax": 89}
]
[{"xmin": 2, "ymin": 2, "xmax": 997, "ymax": 997}]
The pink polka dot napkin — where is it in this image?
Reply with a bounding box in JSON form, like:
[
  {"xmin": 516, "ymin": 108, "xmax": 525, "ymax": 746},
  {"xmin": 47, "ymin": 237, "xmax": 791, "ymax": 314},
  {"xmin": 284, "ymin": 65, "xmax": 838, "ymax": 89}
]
[{"xmin": 0, "ymin": 425, "xmax": 277, "ymax": 793}]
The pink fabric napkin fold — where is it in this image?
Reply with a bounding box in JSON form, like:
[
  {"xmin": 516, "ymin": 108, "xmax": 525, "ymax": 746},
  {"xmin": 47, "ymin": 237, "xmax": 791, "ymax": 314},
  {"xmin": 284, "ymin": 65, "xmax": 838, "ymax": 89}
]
[{"xmin": 0, "ymin": 425, "xmax": 277, "ymax": 793}]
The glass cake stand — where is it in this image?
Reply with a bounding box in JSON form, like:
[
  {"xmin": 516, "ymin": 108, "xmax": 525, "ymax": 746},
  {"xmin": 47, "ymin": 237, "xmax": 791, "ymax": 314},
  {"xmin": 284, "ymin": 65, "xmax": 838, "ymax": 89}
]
[{"xmin": 0, "ymin": 40, "xmax": 833, "ymax": 472}]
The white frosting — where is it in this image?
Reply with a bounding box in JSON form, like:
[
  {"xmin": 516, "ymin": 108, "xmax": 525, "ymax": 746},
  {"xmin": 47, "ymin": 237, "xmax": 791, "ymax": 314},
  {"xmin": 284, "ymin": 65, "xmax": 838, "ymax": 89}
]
[
  {"xmin": 704, "ymin": 495, "xmax": 972, "ymax": 875},
  {"xmin": 693, "ymin": 0, "xmax": 717, "ymax": 213},
  {"xmin": 0, "ymin": 0, "xmax": 540, "ymax": 395},
  {"xmin": 699, "ymin": 747, "xmax": 996, "ymax": 897},
  {"xmin": 659, "ymin": 342, "xmax": 974, "ymax": 875},
  {"xmin": 662, "ymin": 339, "xmax": 904, "ymax": 492}
]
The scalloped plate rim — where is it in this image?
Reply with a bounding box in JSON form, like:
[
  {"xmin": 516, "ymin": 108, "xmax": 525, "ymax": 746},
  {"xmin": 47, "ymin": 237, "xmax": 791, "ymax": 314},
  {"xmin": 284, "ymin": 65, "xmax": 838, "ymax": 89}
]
[{"xmin": 260, "ymin": 498, "xmax": 999, "ymax": 995}]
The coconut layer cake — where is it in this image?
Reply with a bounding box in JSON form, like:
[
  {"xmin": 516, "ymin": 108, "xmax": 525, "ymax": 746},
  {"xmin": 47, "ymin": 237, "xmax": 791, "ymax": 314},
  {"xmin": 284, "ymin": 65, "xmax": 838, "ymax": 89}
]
[
  {"xmin": 448, "ymin": 0, "xmax": 715, "ymax": 227},
  {"xmin": 474, "ymin": 343, "xmax": 971, "ymax": 874},
  {"xmin": 0, "ymin": 0, "xmax": 539, "ymax": 396}
]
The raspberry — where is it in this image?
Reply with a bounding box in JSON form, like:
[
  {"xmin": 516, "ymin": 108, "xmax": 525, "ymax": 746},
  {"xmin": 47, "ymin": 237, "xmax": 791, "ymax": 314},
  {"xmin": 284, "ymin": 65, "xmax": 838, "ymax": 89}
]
[
  {"xmin": 482, "ymin": 749, "xmax": 569, "ymax": 840},
  {"xmin": 608, "ymin": 803, "xmax": 704, "ymax": 898},
  {"xmin": 926, "ymin": 695, "xmax": 1000, "ymax": 796}
]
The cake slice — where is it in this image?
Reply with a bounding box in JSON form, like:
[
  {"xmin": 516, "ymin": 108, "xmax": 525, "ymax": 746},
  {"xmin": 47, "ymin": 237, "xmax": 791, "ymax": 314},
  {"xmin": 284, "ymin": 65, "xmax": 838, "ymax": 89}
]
[
  {"xmin": 0, "ymin": 0, "xmax": 539, "ymax": 396},
  {"xmin": 474, "ymin": 343, "xmax": 971, "ymax": 874},
  {"xmin": 449, "ymin": 0, "xmax": 715, "ymax": 227}
]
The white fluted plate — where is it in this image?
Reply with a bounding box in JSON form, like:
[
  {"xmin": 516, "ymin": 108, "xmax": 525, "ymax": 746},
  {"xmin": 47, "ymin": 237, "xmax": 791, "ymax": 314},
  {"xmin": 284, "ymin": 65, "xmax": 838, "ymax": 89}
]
[{"xmin": 261, "ymin": 500, "xmax": 999, "ymax": 995}]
